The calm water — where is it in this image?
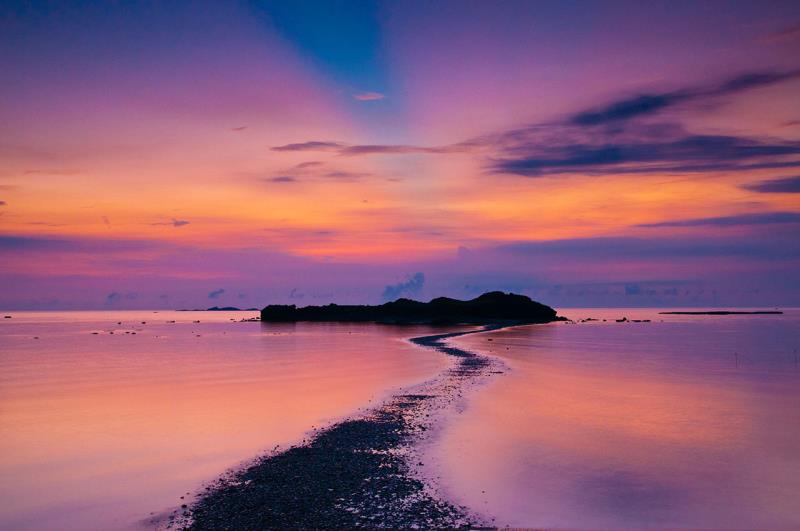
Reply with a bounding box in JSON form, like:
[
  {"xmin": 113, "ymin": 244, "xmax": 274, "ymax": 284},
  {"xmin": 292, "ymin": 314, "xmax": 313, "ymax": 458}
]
[
  {"xmin": 0, "ymin": 311, "xmax": 452, "ymax": 530},
  {"xmin": 3, "ymin": 310, "xmax": 799, "ymax": 530},
  {"xmin": 434, "ymin": 309, "xmax": 800, "ymax": 529}
]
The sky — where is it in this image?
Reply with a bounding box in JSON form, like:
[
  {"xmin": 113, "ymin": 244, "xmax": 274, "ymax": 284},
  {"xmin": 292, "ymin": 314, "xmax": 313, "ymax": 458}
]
[{"xmin": 1, "ymin": 0, "xmax": 800, "ymax": 310}]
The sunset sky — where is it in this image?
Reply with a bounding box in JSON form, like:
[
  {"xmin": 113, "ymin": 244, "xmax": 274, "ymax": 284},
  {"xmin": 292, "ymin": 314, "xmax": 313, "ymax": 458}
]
[{"xmin": 2, "ymin": 1, "xmax": 800, "ymax": 309}]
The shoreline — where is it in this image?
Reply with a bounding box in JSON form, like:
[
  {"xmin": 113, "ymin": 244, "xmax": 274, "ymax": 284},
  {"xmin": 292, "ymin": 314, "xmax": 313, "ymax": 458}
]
[{"xmin": 171, "ymin": 324, "xmax": 513, "ymax": 530}]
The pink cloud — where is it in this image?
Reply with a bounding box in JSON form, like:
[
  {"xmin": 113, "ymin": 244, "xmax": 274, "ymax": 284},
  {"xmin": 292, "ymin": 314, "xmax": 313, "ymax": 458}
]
[{"xmin": 353, "ymin": 92, "xmax": 385, "ymax": 101}]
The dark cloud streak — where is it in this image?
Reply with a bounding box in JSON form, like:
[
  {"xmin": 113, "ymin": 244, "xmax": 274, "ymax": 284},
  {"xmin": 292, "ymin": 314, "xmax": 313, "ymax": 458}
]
[
  {"xmin": 741, "ymin": 175, "xmax": 800, "ymax": 193},
  {"xmin": 271, "ymin": 141, "xmax": 344, "ymax": 152},
  {"xmin": 499, "ymin": 233, "xmax": 800, "ymax": 261},
  {"xmin": 151, "ymin": 218, "xmax": 190, "ymax": 227},
  {"xmin": 265, "ymin": 175, "xmax": 297, "ymax": 183},
  {"xmin": 271, "ymin": 142, "xmax": 472, "ymax": 157},
  {"xmin": 0, "ymin": 234, "xmax": 160, "ymax": 252},
  {"xmin": 492, "ymin": 133, "xmax": 800, "ymax": 176},
  {"xmin": 637, "ymin": 212, "xmax": 800, "ymax": 228},
  {"xmin": 324, "ymin": 171, "xmax": 371, "ymax": 180},
  {"xmin": 763, "ymin": 22, "xmax": 800, "ymax": 43},
  {"xmin": 570, "ymin": 69, "xmax": 800, "ymax": 126}
]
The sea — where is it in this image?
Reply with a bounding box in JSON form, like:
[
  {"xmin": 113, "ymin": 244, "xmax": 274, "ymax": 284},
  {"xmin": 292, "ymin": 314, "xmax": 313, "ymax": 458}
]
[
  {"xmin": 1, "ymin": 308, "xmax": 798, "ymax": 529},
  {"xmin": 433, "ymin": 308, "xmax": 800, "ymax": 529},
  {"xmin": 0, "ymin": 311, "xmax": 451, "ymax": 530}
]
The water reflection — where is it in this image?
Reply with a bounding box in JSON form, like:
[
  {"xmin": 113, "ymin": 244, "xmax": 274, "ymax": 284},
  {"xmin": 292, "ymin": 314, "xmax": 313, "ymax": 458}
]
[
  {"xmin": 432, "ymin": 309, "xmax": 800, "ymax": 529},
  {"xmin": 0, "ymin": 312, "xmax": 450, "ymax": 530}
]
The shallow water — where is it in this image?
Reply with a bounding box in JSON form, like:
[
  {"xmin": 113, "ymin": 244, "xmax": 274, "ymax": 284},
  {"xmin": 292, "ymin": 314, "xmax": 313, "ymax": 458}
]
[
  {"xmin": 436, "ymin": 308, "xmax": 800, "ymax": 529},
  {"xmin": 0, "ymin": 311, "xmax": 452, "ymax": 530}
]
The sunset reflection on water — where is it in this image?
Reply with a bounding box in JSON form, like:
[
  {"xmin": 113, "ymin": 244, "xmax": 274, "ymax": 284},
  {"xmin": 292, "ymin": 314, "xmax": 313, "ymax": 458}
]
[
  {"xmin": 435, "ymin": 309, "xmax": 800, "ymax": 529},
  {"xmin": 0, "ymin": 312, "xmax": 451, "ymax": 530}
]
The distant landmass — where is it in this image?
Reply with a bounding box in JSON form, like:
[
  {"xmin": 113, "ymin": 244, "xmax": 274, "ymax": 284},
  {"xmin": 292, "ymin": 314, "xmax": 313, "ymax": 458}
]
[
  {"xmin": 207, "ymin": 306, "xmax": 259, "ymax": 311},
  {"xmin": 260, "ymin": 291, "xmax": 562, "ymax": 325},
  {"xmin": 659, "ymin": 310, "xmax": 783, "ymax": 315},
  {"xmin": 176, "ymin": 307, "xmax": 259, "ymax": 311}
]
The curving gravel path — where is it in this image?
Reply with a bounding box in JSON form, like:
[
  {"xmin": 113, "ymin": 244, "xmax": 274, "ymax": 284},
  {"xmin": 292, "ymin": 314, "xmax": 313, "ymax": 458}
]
[{"xmin": 172, "ymin": 325, "xmax": 508, "ymax": 530}]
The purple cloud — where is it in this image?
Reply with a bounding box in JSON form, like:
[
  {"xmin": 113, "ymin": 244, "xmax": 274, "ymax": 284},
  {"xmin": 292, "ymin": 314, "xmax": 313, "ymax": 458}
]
[
  {"xmin": 382, "ymin": 272, "xmax": 425, "ymax": 301},
  {"xmin": 636, "ymin": 212, "xmax": 800, "ymax": 228},
  {"xmin": 0, "ymin": 234, "xmax": 161, "ymax": 252},
  {"xmin": 268, "ymin": 70, "xmax": 800, "ymax": 178},
  {"xmin": 741, "ymin": 175, "xmax": 800, "ymax": 193},
  {"xmin": 294, "ymin": 161, "xmax": 323, "ymax": 169},
  {"xmin": 271, "ymin": 141, "xmax": 344, "ymax": 152},
  {"xmin": 570, "ymin": 69, "xmax": 800, "ymax": 126},
  {"xmin": 152, "ymin": 218, "xmax": 190, "ymax": 227},
  {"xmin": 271, "ymin": 141, "xmax": 472, "ymax": 157},
  {"xmin": 491, "ymin": 131, "xmax": 800, "ymax": 176},
  {"xmin": 764, "ymin": 22, "xmax": 800, "ymax": 43},
  {"xmin": 265, "ymin": 175, "xmax": 297, "ymax": 183},
  {"xmin": 324, "ymin": 171, "xmax": 371, "ymax": 180},
  {"xmin": 498, "ymin": 232, "xmax": 800, "ymax": 260},
  {"xmin": 208, "ymin": 288, "xmax": 225, "ymax": 299},
  {"xmin": 353, "ymin": 91, "xmax": 385, "ymax": 101}
]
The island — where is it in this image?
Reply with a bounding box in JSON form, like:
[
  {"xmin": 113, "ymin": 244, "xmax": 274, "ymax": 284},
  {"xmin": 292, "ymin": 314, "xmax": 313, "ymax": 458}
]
[{"xmin": 261, "ymin": 291, "xmax": 562, "ymax": 325}]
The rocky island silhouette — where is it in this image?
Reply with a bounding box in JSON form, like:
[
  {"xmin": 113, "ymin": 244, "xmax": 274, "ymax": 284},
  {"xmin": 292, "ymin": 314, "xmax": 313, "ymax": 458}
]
[{"xmin": 261, "ymin": 291, "xmax": 562, "ymax": 325}]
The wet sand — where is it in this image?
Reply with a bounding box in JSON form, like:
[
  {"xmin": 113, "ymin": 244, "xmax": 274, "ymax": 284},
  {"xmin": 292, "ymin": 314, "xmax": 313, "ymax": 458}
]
[{"xmin": 176, "ymin": 326, "xmax": 508, "ymax": 530}]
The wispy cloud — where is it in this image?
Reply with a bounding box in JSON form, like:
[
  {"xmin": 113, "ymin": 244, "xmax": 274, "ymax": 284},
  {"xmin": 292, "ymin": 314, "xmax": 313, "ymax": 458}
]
[
  {"xmin": 569, "ymin": 69, "xmax": 800, "ymax": 126},
  {"xmin": 294, "ymin": 161, "xmax": 323, "ymax": 169},
  {"xmin": 265, "ymin": 175, "xmax": 297, "ymax": 183},
  {"xmin": 271, "ymin": 141, "xmax": 344, "ymax": 152},
  {"xmin": 152, "ymin": 218, "xmax": 190, "ymax": 227},
  {"xmin": 208, "ymin": 288, "xmax": 225, "ymax": 299},
  {"xmin": 741, "ymin": 175, "xmax": 800, "ymax": 193},
  {"xmin": 339, "ymin": 144, "xmax": 460, "ymax": 155},
  {"xmin": 105, "ymin": 291, "xmax": 137, "ymax": 305},
  {"xmin": 484, "ymin": 69, "xmax": 800, "ymax": 177},
  {"xmin": 271, "ymin": 141, "xmax": 471, "ymax": 156},
  {"xmin": 0, "ymin": 200, "xmax": 6, "ymax": 206},
  {"xmin": 382, "ymin": 272, "xmax": 425, "ymax": 301},
  {"xmin": 763, "ymin": 22, "xmax": 800, "ymax": 44},
  {"xmin": 353, "ymin": 91, "xmax": 385, "ymax": 101},
  {"xmin": 22, "ymin": 169, "xmax": 79, "ymax": 176},
  {"xmin": 26, "ymin": 221, "xmax": 66, "ymax": 227},
  {"xmin": 637, "ymin": 212, "xmax": 800, "ymax": 228},
  {"xmin": 0, "ymin": 234, "xmax": 160, "ymax": 252},
  {"xmin": 491, "ymin": 128, "xmax": 800, "ymax": 176},
  {"xmin": 270, "ymin": 69, "xmax": 800, "ymax": 179},
  {"xmin": 498, "ymin": 233, "xmax": 800, "ymax": 260},
  {"xmin": 264, "ymin": 162, "xmax": 372, "ymax": 184},
  {"xmin": 324, "ymin": 171, "xmax": 371, "ymax": 180}
]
